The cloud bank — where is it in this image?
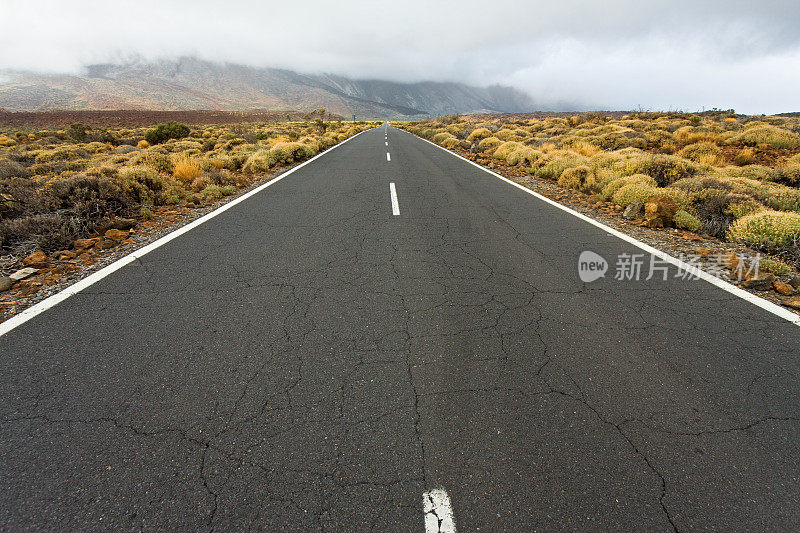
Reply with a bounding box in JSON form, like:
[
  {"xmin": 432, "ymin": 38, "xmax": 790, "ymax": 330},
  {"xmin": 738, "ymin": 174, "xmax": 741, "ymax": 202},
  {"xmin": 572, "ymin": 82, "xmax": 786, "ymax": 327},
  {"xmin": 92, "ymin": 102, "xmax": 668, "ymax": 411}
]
[{"xmin": 1, "ymin": 0, "xmax": 798, "ymax": 113}]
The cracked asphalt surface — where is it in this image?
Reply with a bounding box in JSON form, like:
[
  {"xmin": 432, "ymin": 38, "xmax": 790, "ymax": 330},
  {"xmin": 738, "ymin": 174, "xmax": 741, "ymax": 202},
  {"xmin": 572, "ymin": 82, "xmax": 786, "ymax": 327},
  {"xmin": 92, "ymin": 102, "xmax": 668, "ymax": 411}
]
[{"xmin": 1, "ymin": 126, "xmax": 798, "ymax": 531}]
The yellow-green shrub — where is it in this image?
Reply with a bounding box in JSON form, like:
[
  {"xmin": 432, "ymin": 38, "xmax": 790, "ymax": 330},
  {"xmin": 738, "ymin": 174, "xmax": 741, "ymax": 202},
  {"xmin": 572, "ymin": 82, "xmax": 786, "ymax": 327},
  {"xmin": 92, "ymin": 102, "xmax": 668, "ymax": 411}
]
[
  {"xmin": 729, "ymin": 124, "xmax": 800, "ymax": 149},
  {"xmin": 34, "ymin": 147, "xmax": 90, "ymax": 163},
  {"xmin": 612, "ymin": 184, "xmax": 690, "ymax": 209},
  {"xmin": 678, "ymin": 141, "xmax": 725, "ymax": 166},
  {"xmin": 764, "ymin": 187, "xmax": 800, "ymax": 212},
  {"xmin": 674, "ymin": 210, "xmax": 702, "ymax": 232},
  {"xmin": 759, "ymin": 258, "xmax": 792, "ymax": 276},
  {"xmin": 467, "ymin": 128, "xmax": 492, "ymax": 142},
  {"xmin": 433, "ymin": 132, "xmax": 453, "ymax": 144},
  {"xmin": 600, "ymin": 174, "xmax": 657, "ymax": 200},
  {"xmin": 493, "ymin": 141, "xmax": 539, "ymax": 166},
  {"xmin": 727, "ymin": 210, "xmax": 800, "ymax": 247},
  {"xmin": 533, "ymin": 150, "xmax": 589, "ymax": 180},
  {"xmin": 557, "ymin": 165, "xmax": 596, "ymax": 192},
  {"xmin": 441, "ymin": 137, "xmax": 460, "ymax": 149},
  {"xmin": 727, "ymin": 200, "xmax": 764, "ymax": 219},
  {"xmin": 242, "ymin": 149, "xmax": 272, "ymax": 174},
  {"xmin": 130, "ymin": 150, "xmax": 174, "ymax": 173},
  {"xmin": 477, "ymin": 136, "xmax": 502, "ymax": 153},
  {"xmin": 718, "ymin": 165, "xmax": 777, "ymax": 182}
]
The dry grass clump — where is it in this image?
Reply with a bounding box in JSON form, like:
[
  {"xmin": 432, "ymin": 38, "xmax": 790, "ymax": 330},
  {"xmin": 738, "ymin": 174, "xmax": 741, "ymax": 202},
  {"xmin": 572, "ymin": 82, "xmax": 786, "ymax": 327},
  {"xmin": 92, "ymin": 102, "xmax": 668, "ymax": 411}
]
[
  {"xmin": 172, "ymin": 156, "xmax": 203, "ymax": 183},
  {"xmin": 733, "ymin": 147, "xmax": 756, "ymax": 166},
  {"xmin": 569, "ymin": 140, "xmax": 601, "ymax": 157},
  {"xmin": 441, "ymin": 137, "xmax": 460, "ymax": 149},
  {"xmin": 131, "ymin": 150, "xmax": 174, "ymax": 173}
]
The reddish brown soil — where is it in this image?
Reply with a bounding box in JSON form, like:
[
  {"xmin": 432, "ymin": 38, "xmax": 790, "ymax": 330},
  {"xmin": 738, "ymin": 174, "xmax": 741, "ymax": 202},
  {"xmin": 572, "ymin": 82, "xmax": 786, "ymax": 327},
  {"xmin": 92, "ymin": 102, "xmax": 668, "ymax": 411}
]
[{"xmin": 0, "ymin": 109, "xmax": 344, "ymax": 129}]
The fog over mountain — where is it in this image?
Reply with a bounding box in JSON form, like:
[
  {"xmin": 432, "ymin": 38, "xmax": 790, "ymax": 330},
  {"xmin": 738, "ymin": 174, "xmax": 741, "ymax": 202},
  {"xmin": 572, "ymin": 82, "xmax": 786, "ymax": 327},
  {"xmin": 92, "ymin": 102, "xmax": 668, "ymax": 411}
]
[{"xmin": 0, "ymin": 58, "xmax": 539, "ymax": 118}]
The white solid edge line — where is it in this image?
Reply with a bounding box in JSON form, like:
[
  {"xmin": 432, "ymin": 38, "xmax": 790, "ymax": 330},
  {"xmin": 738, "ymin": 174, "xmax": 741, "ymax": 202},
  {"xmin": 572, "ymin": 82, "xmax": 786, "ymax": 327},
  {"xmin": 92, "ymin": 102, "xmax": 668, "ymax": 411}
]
[
  {"xmin": 0, "ymin": 128, "xmax": 375, "ymax": 338},
  {"xmin": 423, "ymin": 488, "xmax": 456, "ymax": 533},
  {"xmin": 390, "ymin": 182, "xmax": 400, "ymax": 216},
  {"xmin": 398, "ymin": 128, "xmax": 800, "ymax": 328},
  {"xmin": 387, "ymin": 152, "xmax": 391, "ymax": 161}
]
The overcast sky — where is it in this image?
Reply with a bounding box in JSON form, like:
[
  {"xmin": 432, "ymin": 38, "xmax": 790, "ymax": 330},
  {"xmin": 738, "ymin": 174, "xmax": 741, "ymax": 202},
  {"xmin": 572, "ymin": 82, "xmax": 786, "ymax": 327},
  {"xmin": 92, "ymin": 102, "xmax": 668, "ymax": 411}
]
[{"xmin": 1, "ymin": 0, "xmax": 799, "ymax": 113}]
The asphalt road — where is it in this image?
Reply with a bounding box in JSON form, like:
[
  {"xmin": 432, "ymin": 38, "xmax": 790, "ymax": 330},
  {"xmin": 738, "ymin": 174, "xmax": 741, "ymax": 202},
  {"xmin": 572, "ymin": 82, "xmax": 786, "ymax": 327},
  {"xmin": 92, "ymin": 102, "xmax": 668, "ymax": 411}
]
[{"xmin": 1, "ymin": 126, "xmax": 798, "ymax": 531}]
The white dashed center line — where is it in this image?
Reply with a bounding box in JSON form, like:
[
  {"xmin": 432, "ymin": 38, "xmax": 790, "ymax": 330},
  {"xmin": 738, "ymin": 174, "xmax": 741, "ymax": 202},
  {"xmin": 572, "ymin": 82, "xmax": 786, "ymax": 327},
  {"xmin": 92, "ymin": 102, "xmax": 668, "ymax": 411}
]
[
  {"xmin": 386, "ymin": 152, "xmax": 391, "ymax": 161},
  {"xmin": 423, "ymin": 489, "xmax": 456, "ymax": 532},
  {"xmin": 385, "ymin": 141, "xmax": 388, "ymax": 146},
  {"xmin": 389, "ymin": 183, "xmax": 400, "ymax": 216}
]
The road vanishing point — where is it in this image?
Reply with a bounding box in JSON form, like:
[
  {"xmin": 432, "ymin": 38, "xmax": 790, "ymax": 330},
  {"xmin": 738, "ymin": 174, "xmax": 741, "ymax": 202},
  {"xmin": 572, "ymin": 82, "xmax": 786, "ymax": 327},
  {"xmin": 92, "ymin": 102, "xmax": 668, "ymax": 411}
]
[{"xmin": 1, "ymin": 126, "xmax": 798, "ymax": 531}]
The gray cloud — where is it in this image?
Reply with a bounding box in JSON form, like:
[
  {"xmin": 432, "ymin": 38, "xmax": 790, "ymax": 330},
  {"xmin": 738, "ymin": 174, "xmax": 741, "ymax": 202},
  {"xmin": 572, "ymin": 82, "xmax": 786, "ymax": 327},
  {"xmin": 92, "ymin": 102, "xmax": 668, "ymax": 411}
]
[{"xmin": 0, "ymin": 0, "xmax": 799, "ymax": 113}]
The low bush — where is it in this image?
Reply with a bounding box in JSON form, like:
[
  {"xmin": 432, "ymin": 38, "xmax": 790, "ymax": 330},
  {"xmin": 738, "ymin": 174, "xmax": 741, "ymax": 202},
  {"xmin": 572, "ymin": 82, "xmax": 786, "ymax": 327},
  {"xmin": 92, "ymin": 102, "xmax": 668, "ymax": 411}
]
[
  {"xmin": 600, "ymin": 174, "xmax": 657, "ymax": 200},
  {"xmin": 0, "ymin": 160, "xmax": 32, "ymax": 179},
  {"xmin": 200, "ymin": 184, "xmax": 235, "ymax": 202},
  {"xmin": 629, "ymin": 154, "xmax": 698, "ymax": 187},
  {"xmin": 759, "ymin": 258, "xmax": 792, "ymax": 276},
  {"xmin": 727, "ymin": 210, "xmax": 800, "ymax": 248},
  {"xmin": 144, "ymin": 122, "xmax": 191, "ymax": 145},
  {"xmin": 432, "ymin": 132, "xmax": 453, "ymax": 144},
  {"xmin": 729, "ymin": 124, "xmax": 800, "ymax": 149},
  {"xmin": 678, "ymin": 142, "xmax": 725, "ymax": 166},
  {"xmin": 130, "ymin": 151, "xmax": 174, "ymax": 173},
  {"xmin": 441, "ymin": 137, "xmax": 460, "ymax": 149},
  {"xmin": 557, "ymin": 165, "xmax": 596, "ymax": 192},
  {"xmin": 533, "ymin": 151, "xmax": 589, "ymax": 180},
  {"xmin": 775, "ymin": 164, "xmax": 800, "ymax": 187},
  {"xmin": 467, "ymin": 128, "xmax": 492, "ymax": 142},
  {"xmin": 733, "ymin": 147, "xmax": 756, "ymax": 166},
  {"xmin": 674, "ymin": 210, "xmax": 702, "ymax": 232},
  {"xmin": 0, "ymin": 120, "xmax": 376, "ymax": 255},
  {"xmin": 476, "ymin": 137, "xmax": 502, "ymax": 153},
  {"xmin": 493, "ymin": 141, "xmax": 539, "ymax": 166},
  {"xmin": 612, "ymin": 183, "xmax": 690, "ymax": 209}
]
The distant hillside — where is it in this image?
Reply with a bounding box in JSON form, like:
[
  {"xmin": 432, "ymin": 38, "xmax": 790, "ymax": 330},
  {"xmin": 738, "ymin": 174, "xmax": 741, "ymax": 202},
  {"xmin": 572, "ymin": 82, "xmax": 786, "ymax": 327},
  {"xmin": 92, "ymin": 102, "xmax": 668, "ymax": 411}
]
[{"xmin": 0, "ymin": 58, "xmax": 535, "ymax": 118}]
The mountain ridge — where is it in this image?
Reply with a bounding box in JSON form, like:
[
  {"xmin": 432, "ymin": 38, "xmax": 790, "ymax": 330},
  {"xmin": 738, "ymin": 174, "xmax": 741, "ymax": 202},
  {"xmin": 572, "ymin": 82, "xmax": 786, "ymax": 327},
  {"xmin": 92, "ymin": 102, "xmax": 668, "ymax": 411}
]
[{"xmin": 0, "ymin": 58, "xmax": 535, "ymax": 118}]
